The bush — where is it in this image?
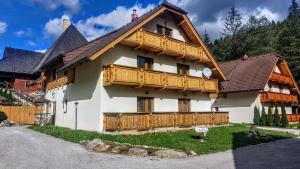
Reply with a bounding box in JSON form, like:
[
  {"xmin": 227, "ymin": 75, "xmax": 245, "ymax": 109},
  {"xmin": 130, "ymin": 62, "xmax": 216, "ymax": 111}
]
[
  {"xmin": 260, "ymin": 107, "xmax": 267, "ymax": 126},
  {"xmin": 267, "ymin": 106, "xmax": 273, "ymax": 126},
  {"xmin": 281, "ymin": 106, "xmax": 289, "ymax": 128},
  {"xmin": 273, "ymin": 107, "xmax": 280, "ymax": 127},
  {"xmin": 0, "ymin": 111, "xmax": 7, "ymax": 123},
  {"xmin": 253, "ymin": 106, "xmax": 260, "ymax": 125}
]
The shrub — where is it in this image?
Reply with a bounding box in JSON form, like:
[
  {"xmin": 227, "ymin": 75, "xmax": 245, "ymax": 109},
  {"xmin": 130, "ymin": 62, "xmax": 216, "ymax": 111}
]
[
  {"xmin": 281, "ymin": 106, "xmax": 289, "ymax": 128},
  {"xmin": 0, "ymin": 111, "xmax": 7, "ymax": 123},
  {"xmin": 260, "ymin": 107, "xmax": 267, "ymax": 126},
  {"xmin": 253, "ymin": 106, "xmax": 260, "ymax": 125},
  {"xmin": 273, "ymin": 106, "xmax": 280, "ymax": 127},
  {"xmin": 267, "ymin": 106, "xmax": 273, "ymax": 126}
]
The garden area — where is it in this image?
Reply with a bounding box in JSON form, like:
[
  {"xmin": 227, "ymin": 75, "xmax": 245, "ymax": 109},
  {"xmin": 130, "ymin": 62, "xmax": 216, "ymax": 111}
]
[{"xmin": 29, "ymin": 124, "xmax": 296, "ymax": 155}]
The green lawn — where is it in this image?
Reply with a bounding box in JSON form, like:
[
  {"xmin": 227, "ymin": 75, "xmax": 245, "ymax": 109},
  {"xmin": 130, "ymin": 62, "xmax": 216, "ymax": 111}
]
[{"xmin": 29, "ymin": 124, "xmax": 296, "ymax": 155}]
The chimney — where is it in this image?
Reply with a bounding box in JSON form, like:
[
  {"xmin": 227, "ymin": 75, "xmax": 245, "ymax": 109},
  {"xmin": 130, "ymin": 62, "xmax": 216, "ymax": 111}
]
[
  {"xmin": 131, "ymin": 9, "xmax": 138, "ymax": 22},
  {"xmin": 63, "ymin": 16, "xmax": 70, "ymax": 30}
]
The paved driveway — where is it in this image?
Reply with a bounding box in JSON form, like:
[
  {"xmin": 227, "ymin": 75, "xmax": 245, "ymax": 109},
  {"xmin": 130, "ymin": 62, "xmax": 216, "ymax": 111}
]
[{"xmin": 1, "ymin": 126, "xmax": 300, "ymax": 169}]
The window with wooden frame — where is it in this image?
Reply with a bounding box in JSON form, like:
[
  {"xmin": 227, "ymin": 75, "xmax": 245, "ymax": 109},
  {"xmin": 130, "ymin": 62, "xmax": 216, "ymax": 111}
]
[
  {"xmin": 177, "ymin": 63, "xmax": 190, "ymax": 75},
  {"xmin": 137, "ymin": 97, "xmax": 154, "ymax": 112},
  {"xmin": 52, "ymin": 69, "xmax": 57, "ymax": 80},
  {"xmin": 178, "ymin": 98, "xmax": 190, "ymax": 112},
  {"xmin": 156, "ymin": 24, "xmax": 173, "ymax": 37},
  {"xmin": 137, "ymin": 56, "xmax": 153, "ymax": 70}
]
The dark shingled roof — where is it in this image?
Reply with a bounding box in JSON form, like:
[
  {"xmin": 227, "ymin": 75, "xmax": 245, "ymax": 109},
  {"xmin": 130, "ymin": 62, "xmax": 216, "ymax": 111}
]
[
  {"xmin": 36, "ymin": 24, "xmax": 87, "ymax": 70},
  {"xmin": 0, "ymin": 47, "xmax": 44, "ymax": 75},
  {"xmin": 59, "ymin": 2, "xmax": 186, "ymax": 72},
  {"xmin": 219, "ymin": 53, "xmax": 278, "ymax": 93}
]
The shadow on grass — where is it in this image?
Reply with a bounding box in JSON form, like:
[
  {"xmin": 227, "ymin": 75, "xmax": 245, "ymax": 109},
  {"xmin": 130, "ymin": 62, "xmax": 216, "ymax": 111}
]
[{"xmin": 232, "ymin": 132, "xmax": 300, "ymax": 169}]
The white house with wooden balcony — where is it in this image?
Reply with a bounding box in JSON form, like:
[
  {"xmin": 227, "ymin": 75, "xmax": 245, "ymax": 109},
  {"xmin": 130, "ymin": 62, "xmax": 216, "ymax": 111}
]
[
  {"xmin": 41, "ymin": 2, "xmax": 228, "ymax": 132},
  {"xmin": 213, "ymin": 53, "xmax": 300, "ymax": 123}
]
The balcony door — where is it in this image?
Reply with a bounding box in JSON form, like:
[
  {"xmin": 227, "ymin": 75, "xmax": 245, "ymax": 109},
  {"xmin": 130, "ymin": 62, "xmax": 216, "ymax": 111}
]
[
  {"xmin": 177, "ymin": 64, "xmax": 189, "ymax": 75},
  {"xmin": 137, "ymin": 56, "xmax": 153, "ymax": 70},
  {"xmin": 137, "ymin": 97, "xmax": 154, "ymax": 112},
  {"xmin": 178, "ymin": 99, "xmax": 190, "ymax": 112}
]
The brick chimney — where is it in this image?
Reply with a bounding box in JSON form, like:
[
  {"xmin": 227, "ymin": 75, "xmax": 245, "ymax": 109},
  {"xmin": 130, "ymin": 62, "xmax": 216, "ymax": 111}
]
[
  {"xmin": 63, "ymin": 16, "xmax": 70, "ymax": 30},
  {"xmin": 131, "ymin": 9, "xmax": 138, "ymax": 22}
]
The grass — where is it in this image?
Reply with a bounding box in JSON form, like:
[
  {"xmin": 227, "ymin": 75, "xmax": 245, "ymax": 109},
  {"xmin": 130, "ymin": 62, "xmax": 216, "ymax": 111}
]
[{"xmin": 29, "ymin": 124, "xmax": 296, "ymax": 155}]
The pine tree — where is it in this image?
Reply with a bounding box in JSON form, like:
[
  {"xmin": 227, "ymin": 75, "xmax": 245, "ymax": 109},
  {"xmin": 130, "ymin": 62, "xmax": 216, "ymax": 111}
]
[
  {"xmin": 260, "ymin": 107, "xmax": 267, "ymax": 126},
  {"xmin": 203, "ymin": 30, "xmax": 212, "ymax": 48},
  {"xmin": 273, "ymin": 106, "xmax": 280, "ymax": 127},
  {"xmin": 288, "ymin": 0, "xmax": 300, "ymax": 18},
  {"xmin": 223, "ymin": 6, "xmax": 242, "ymax": 36},
  {"xmin": 267, "ymin": 106, "xmax": 273, "ymax": 126},
  {"xmin": 281, "ymin": 106, "xmax": 289, "ymax": 127},
  {"xmin": 253, "ymin": 106, "xmax": 260, "ymax": 125}
]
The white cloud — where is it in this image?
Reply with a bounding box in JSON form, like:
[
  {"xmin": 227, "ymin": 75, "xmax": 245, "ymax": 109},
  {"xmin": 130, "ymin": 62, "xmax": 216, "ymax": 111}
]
[
  {"xmin": 35, "ymin": 49, "xmax": 47, "ymax": 53},
  {"xmin": 14, "ymin": 28, "xmax": 32, "ymax": 37},
  {"xmin": 44, "ymin": 15, "xmax": 69, "ymax": 38},
  {"xmin": 75, "ymin": 4, "xmax": 155, "ymax": 41},
  {"xmin": 28, "ymin": 41, "xmax": 36, "ymax": 46},
  {"xmin": 0, "ymin": 21, "xmax": 7, "ymax": 34},
  {"xmin": 28, "ymin": 0, "xmax": 80, "ymax": 14}
]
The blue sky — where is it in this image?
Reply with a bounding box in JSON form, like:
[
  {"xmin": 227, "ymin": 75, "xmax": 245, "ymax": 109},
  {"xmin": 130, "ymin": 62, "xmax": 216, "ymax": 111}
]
[{"xmin": 0, "ymin": 0, "xmax": 292, "ymax": 58}]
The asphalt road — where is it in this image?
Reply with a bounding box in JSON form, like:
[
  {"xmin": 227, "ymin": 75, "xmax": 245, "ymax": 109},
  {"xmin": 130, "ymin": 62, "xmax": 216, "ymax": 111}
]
[{"xmin": 1, "ymin": 126, "xmax": 300, "ymax": 169}]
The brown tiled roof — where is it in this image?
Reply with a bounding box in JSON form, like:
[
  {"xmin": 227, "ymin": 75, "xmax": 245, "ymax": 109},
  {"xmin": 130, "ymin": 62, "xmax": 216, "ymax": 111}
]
[{"xmin": 219, "ymin": 53, "xmax": 278, "ymax": 93}]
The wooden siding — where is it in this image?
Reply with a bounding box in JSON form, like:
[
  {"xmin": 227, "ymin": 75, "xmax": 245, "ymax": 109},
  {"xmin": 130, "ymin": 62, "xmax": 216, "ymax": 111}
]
[
  {"xmin": 13, "ymin": 79, "xmax": 42, "ymax": 93},
  {"xmin": 260, "ymin": 92, "xmax": 298, "ymax": 104},
  {"xmin": 104, "ymin": 112, "xmax": 229, "ymax": 131},
  {"xmin": 269, "ymin": 72, "xmax": 294, "ymax": 87},
  {"xmin": 0, "ymin": 105, "xmax": 43, "ymax": 124},
  {"xmin": 103, "ymin": 64, "xmax": 218, "ymax": 93},
  {"xmin": 121, "ymin": 29, "xmax": 210, "ymax": 63},
  {"xmin": 287, "ymin": 114, "xmax": 300, "ymax": 122}
]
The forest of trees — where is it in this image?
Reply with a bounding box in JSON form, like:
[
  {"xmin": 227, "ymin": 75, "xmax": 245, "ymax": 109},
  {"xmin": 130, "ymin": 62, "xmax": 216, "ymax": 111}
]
[{"xmin": 204, "ymin": 0, "xmax": 300, "ymax": 85}]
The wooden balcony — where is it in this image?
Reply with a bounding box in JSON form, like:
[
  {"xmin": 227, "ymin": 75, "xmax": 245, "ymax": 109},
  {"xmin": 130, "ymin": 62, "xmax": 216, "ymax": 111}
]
[
  {"xmin": 104, "ymin": 112, "xmax": 229, "ymax": 131},
  {"xmin": 121, "ymin": 29, "xmax": 211, "ymax": 63},
  {"xmin": 103, "ymin": 64, "xmax": 218, "ymax": 93},
  {"xmin": 260, "ymin": 92, "xmax": 298, "ymax": 104},
  {"xmin": 46, "ymin": 75, "xmax": 70, "ymax": 91},
  {"xmin": 269, "ymin": 72, "xmax": 293, "ymax": 86}
]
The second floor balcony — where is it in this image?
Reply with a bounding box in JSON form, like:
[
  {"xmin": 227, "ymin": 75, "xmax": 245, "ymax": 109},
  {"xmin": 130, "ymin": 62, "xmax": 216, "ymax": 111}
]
[
  {"xmin": 121, "ymin": 29, "xmax": 211, "ymax": 63},
  {"xmin": 45, "ymin": 75, "xmax": 71, "ymax": 91},
  {"xmin": 260, "ymin": 91, "xmax": 298, "ymax": 104},
  {"xmin": 103, "ymin": 64, "xmax": 218, "ymax": 93},
  {"xmin": 269, "ymin": 72, "xmax": 293, "ymax": 86}
]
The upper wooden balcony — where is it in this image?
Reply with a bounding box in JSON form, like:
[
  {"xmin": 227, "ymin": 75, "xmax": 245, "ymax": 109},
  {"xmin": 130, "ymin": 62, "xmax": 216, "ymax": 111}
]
[
  {"xmin": 269, "ymin": 72, "xmax": 293, "ymax": 86},
  {"xmin": 46, "ymin": 75, "xmax": 70, "ymax": 91},
  {"xmin": 103, "ymin": 64, "xmax": 218, "ymax": 93},
  {"xmin": 121, "ymin": 29, "xmax": 211, "ymax": 63},
  {"xmin": 260, "ymin": 92, "xmax": 298, "ymax": 104}
]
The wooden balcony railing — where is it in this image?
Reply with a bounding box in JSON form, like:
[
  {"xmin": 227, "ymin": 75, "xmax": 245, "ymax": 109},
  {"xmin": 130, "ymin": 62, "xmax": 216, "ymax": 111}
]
[
  {"xmin": 287, "ymin": 114, "xmax": 300, "ymax": 122},
  {"xmin": 46, "ymin": 76, "xmax": 70, "ymax": 91},
  {"xmin": 269, "ymin": 72, "xmax": 293, "ymax": 86},
  {"xmin": 104, "ymin": 112, "xmax": 229, "ymax": 131},
  {"xmin": 103, "ymin": 64, "xmax": 218, "ymax": 93},
  {"xmin": 260, "ymin": 92, "xmax": 298, "ymax": 104},
  {"xmin": 121, "ymin": 29, "xmax": 211, "ymax": 63}
]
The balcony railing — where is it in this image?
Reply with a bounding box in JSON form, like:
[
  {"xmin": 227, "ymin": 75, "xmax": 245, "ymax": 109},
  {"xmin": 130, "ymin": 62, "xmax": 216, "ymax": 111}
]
[
  {"xmin": 260, "ymin": 92, "xmax": 298, "ymax": 104},
  {"xmin": 104, "ymin": 112, "xmax": 229, "ymax": 131},
  {"xmin": 121, "ymin": 29, "xmax": 211, "ymax": 63},
  {"xmin": 269, "ymin": 72, "xmax": 293, "ymax": 86},
  {"xmin": 103, "ymin": 64, "xmax": 218, "ymax": 93},
  {"xmin": 46, "ymin": 76, "xmax": 70, "ymax": 91}
]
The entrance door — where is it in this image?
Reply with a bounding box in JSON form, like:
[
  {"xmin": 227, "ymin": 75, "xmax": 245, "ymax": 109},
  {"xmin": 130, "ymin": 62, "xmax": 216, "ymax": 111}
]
[
  {"xmin": 178, "ymin": 99, "xmax": 190, "ymax": 112},
  {"xmin": 52, "ymin": 101, "xmax": 56, "ymax": 125},
  {"xmin": 137, "ymin": 97, "xmax": 154, "ymax": 112}
]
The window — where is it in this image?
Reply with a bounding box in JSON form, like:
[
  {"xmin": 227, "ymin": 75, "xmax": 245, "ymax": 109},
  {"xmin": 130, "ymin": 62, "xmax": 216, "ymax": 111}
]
[
  {"xmin": 52, "ymin": 69, "xmax": 57, "ymax": 80},
  {"xmin": 156, "ymin": 24, "xmax": 173, "ymax": 37},
  {"xmin": 63, "ymin": 99, "xmax": 68, "ymax": 113},
  {"xmin": 137, "ymin": 56, "xmax": 153, "ymax": 69},
  {"xmin": 177, "ymin": 63, "xmax": 189, "ymax": 75},
  {"xmin": 137, "ymin": 97, "xmax": 154, "ymax": 112},
  {"xmin": 178, "ymin": 99, "xmax": 190, "ymax": 112}
]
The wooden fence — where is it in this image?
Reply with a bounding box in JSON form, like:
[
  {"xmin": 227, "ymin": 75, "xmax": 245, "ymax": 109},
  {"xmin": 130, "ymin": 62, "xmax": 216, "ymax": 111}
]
[
  {"xmin": 0, "ymin": 105, "xmax": 43, "ymax": 124},
  {"xmin": 104, "ymin": 112, "xmax": 229, "ymax": 131}
]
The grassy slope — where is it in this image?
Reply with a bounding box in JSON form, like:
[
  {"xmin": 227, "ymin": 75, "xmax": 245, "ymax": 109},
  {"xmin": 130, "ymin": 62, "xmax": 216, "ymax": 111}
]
[{"xmin": 29, "ymin": 124, "xmax": 295, "ymax": 155}]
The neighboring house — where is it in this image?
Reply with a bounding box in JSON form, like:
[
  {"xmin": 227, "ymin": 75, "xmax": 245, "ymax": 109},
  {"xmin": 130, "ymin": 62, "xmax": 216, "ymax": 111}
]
[
  {"xmin": 41, "ymin": 2, "xmax": 227, "ymax": 132},
  {"xmin": 0, "ymin": 47, "xmax": 44, "ymax": 93},
  {"xmin": 213, "ymin": 53, "xmax": 300, "ymax": 123}
]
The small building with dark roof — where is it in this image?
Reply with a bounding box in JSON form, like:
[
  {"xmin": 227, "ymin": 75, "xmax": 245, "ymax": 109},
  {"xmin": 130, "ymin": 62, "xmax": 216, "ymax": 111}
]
[{"xmin": 213, "ymin": 53, "xmax": 300, "ymax": 123}]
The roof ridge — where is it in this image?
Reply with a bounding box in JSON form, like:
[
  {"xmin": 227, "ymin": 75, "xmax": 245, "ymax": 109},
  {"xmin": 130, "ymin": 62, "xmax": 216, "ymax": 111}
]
[
  {"xmin": 219, "ymin": 53, "xmax": 276, "ymax": 64},
  {"xmin": 4, "ymin": 47, "xmax": 44, "ymax": 54}
]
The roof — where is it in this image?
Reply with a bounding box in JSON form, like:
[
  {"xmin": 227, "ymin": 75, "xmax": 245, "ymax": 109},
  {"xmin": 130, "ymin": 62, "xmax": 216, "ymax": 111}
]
[
  {"xmin": 0, "ymin": 47, "xmax": 44, "ymax": 75},
  {"xmin": 36, "ymin": 24, "xmax": 87, "ymax": 70},
  {"xmin": 219, "ymin": 53, "xmax": 278, "ymax": 93}
]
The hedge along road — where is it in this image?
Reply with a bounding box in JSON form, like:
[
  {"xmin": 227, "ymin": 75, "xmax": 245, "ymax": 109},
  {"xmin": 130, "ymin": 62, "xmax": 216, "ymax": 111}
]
[{"xmin": 1, "ymin": 126, "xmax": 300, "ymax": 169}]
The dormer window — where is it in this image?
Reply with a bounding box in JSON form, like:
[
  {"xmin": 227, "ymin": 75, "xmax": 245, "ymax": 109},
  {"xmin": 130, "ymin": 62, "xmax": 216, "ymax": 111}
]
[{"xmin": 156, "ymin": 24, "xmax": 172, "ymax": 37}]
